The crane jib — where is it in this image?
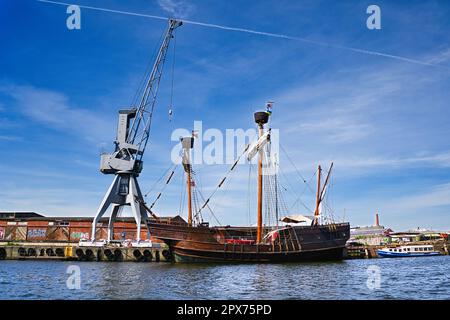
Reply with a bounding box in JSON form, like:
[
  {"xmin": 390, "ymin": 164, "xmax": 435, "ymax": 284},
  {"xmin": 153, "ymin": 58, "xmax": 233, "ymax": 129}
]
[
  {"xmin": 127, "ymin": 19, "xmax": 182, "ymax": 157},
  {"xmin": 100, "ymin": 19, "xmax": 182, "ymax": 176}
]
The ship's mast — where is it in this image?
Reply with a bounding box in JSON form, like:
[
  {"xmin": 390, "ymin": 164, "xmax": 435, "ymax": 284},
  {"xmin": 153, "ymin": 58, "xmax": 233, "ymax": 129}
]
[
  {"xmin": 313, "ymin": 162, "xmax": 333, "ymax": 226},
  {"xmin": 257, "ymin": 124, "xmax": 264, "ymax": 243},
  {"xmin": 181, "ymin": 136, "xmax": 194, "ymax": 226},
  {"xmin": 254, "ymin": 111, "xmax": 269, "ymax": 243},
  {"xmin": 314, "ymin": 165, "xmax": 322, "ymax": 226}
]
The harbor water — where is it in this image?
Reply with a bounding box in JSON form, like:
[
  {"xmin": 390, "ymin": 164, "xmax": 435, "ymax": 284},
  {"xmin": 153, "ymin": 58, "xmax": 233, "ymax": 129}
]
[{"xmin": 0, "ymin": 256, "xmax": 448, "ymax": 299}]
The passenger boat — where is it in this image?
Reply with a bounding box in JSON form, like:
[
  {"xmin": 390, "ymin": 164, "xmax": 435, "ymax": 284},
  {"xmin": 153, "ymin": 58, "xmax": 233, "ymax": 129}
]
[
  {"xmin": 377, "ymin": 245, "xmax": 441, "ymax": 258},
  {"xmin": 148, "ymin": 109, "xmax": 350, "ymax": 262}
]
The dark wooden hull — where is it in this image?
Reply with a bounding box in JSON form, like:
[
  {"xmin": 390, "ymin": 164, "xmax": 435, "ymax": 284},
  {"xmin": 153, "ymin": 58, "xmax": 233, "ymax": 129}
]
[
  {"xmin": 170, "ymin": 242, "xmax": 346, "ymax": 263},
  {"xmin": 149, "ymin": 221, "xmax": 350, "ymax": 263}
]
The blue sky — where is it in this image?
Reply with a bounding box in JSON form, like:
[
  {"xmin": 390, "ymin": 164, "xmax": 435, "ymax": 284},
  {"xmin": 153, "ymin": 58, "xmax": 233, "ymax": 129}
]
[{"xmin": 1, "ymin": 0, "xmax": 450, "ymax": 231}]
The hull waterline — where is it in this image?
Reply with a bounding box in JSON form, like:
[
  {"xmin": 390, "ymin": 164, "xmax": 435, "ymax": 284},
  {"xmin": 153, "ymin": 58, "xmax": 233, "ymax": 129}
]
[{"xmin": 149, "ymin": 221, "xmax": 350, "ymax": 263}]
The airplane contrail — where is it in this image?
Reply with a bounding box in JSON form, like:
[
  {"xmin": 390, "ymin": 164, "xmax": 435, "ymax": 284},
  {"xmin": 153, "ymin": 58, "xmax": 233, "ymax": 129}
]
[{"xmin": 37, "ymin": 0, "xmax": 449, "ymax": 70}]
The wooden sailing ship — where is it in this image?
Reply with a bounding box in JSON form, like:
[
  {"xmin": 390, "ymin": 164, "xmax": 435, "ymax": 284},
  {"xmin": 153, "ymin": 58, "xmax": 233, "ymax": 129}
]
[{"xmin": 148, "ymin": 109, "xmax": 350, "ymax": 262}]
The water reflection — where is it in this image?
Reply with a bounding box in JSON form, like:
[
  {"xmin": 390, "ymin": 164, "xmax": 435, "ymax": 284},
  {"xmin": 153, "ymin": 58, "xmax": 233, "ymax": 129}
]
[{"xmin": 0, "ymin": 256, "xmax": 448, "ymax": 299}]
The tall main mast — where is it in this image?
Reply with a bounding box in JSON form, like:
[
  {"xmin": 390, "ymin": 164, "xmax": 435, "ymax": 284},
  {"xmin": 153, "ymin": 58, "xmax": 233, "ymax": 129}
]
[{"xmin": 254, "ymin": 111, "xmax": 269, "ymax": 243}]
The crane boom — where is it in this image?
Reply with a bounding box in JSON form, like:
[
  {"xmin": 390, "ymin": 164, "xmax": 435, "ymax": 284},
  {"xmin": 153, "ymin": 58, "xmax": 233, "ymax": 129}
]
[
  {"xmin": 100, "ymin": 19, "xmax": 182, "ymax": 176},
  {"xmin": 90, "ymin": 19, "xmax": 182, "ymax": 244},
  {"xmin": 128, "ymin": 19, "xmax": 182, "ymax": 160}
]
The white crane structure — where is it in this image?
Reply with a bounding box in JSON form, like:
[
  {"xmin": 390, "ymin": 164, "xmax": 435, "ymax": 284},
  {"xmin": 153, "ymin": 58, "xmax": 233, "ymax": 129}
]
[{"xmin": 90, "ymin": 19, "xmax": 182, "ymax": 243}]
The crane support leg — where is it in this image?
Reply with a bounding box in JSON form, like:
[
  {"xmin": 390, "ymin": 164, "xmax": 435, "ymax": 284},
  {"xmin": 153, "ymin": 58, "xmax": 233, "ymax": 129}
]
[
  {"xmin": 91, "ymin": 175, "xmax": 122, "ymax": 241},
  {"xmin": 128, "ymin": 177, "xmax": 144, "ymax": 242},
  {"xmin": 107, "ymin": 204, "xmax": 121, "ymax": 241},
  {"xmin": 90, "ymin": 173, "xmax": 150, "ymax": 243}
]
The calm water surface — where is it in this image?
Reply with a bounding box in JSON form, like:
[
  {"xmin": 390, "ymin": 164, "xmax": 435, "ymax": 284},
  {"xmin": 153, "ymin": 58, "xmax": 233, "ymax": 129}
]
[{"xmin": 0, "ymin": 256, "xmax": 449, "ymax": 299}]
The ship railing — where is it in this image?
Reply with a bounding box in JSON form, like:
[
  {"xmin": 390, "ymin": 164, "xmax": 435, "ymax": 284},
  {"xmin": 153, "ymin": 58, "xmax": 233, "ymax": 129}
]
[
  {"xmin": 261, "ymin": 226, "xmax": 302, "ymax": 252},
  {"xmin": 147, "ymin": 218, "xmax": 188, "ymax": 226},
  {"xmin": 225, "ymin": 235, "xmax": 256, "ymax": 241}
]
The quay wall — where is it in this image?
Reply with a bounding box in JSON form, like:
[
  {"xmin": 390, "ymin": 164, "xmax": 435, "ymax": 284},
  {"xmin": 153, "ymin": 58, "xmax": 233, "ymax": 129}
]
[
  {"xmin": 0, "ymin": 243, "xmax": 171, "ymax": 262},
  {"xmin": 0, "ymin": 218, "xmax": 156, "ymax": 243}
]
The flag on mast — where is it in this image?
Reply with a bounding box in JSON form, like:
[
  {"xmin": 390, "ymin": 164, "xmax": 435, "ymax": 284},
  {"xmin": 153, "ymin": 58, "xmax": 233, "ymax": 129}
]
[{"xmin": 266, "ymin": 101, "xmax": 274, "ymax": 115}]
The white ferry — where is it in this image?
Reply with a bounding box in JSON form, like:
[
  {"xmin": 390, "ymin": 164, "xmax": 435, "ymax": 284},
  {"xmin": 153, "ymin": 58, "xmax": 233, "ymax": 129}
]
[{"xmin": 377, "ymin": 244, "xmax": 440, "ymax": 258}]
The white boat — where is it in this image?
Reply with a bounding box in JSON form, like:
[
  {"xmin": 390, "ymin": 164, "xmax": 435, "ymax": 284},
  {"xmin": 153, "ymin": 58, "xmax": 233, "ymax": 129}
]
[{"xmin": 377, "ymin": 244, "xmax": 440, "ymax": 258}]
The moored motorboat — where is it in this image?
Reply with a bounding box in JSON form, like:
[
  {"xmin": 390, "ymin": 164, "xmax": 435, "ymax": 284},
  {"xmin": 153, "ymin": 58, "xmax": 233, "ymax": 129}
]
[{"xmin": 377, "ymin": 244, "xmax": 440, "ymax": 258}]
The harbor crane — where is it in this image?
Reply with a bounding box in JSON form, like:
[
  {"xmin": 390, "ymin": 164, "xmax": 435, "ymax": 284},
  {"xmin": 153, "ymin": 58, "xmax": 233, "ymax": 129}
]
[{"xmin": 90, "ymin": 19, "xmax": 182, "ymax": 243}]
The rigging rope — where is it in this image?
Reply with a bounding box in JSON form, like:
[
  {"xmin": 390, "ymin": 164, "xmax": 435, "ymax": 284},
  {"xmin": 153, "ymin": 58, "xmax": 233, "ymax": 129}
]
[
  {"xmin": 196, "ymin": 144, "xmax": 250, "ymax": 215},
  {"xmin": 144, "ymin": 164, "xmax": 176, "ymax": 197},
  {"xmin": 148, "ymin": 166, "xmax": 178, "ymax": 210},
  {"xmin": 246, "ymin": 163, "xmax": 254, "ymax": 230},
  {"xmin": 196, "ymin": 187, "xmax": 223, "ymax": 227},
  {"xmin": 279, "ymin": 165, "xmax": 314, "ymax": 214},
  {"xmin": 168, "ymin": 28, "xmax": 177, "ymax": 122},
  {"xmin": 131, "ymin": 31, "xmax": 165, "ymax": 109},
  {"xmin": 280, "ymin": 143, "xmax": 315, "ymax": 195},
  {"xmin": 178, "ymin": 169, "xmax": 186, "ymax": 216}
]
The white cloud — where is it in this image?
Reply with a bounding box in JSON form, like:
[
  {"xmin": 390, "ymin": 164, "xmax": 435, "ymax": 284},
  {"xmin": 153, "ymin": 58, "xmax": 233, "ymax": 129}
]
[
  {"xmin": 276, "ymin": 67, "xmax": 408, "ymax": 144},
  {"xmin": 339, "ymin": 183, "xmax": 450, "ymax": 231},
  {"xmin": 157, "ymin": 0, "xmax": 195, "ymax": 19},
  {"xmin": 0, "ymin": 186, "xmax": 101, "ymax": 217},
  {"xmin": 0, "ymin": 135, "xmax": 22, "ymax": 141},
  {"xmin": 262, "ymin": 53, "xmax": 450, "ymax": 179},
  {"xmin": 332, "ymin": 152, "xmax": 450, "ymax": 171},
  {"xmin": 426, "ymin": 47, "xmax": 450, "ymax": 65},
  {"xmin": 0, "ymin": 84, "xmax": 113, "ymax": 144},
  {"xmin": 389, "ymin": 183, "xmax": 450, "ymax": 212}
]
